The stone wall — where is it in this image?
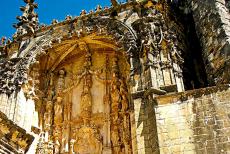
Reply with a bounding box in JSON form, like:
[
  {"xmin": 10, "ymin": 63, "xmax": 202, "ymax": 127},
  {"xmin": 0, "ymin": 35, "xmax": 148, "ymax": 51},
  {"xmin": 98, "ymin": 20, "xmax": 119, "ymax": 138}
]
[
  {"xmin": 188, "ymin": 0, "xmax": 230, "ymax": 84},
  {"xmin": 0, "ymin": 90, "xmax": 39, "ymax": 132},
  {"xmin": 132, "ymin": 98, "xmax": 159, "ymax": 154},
  {"xmin": 155, "ymin": 85, "xmax": 230, "ymax": 154}
]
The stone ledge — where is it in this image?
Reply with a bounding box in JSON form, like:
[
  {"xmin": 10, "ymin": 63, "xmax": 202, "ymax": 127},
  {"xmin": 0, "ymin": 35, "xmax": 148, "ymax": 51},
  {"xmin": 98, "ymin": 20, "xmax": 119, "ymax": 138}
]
[
  {"xmin": 132, "ymin": 87, "xmax": 166, "ymax": 99},
  {"xmin": 154, "ymin": 84, "xmax": 230, "ymax": 105},
  {"xmin": 0, "ymin": 111, "xmax": 34, "ymax": 153}
]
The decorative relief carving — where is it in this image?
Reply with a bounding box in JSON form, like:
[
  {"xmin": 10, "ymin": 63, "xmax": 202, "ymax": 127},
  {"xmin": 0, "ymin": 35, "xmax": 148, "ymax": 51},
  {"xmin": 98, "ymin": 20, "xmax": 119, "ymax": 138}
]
[
  {"xmin": 44, "ymin": 101, "xmax": 52, "ymax": 131},
  {"xmin": 36, "ymin": 44, "xmax": 132, "ymax": 153},
  {"xmin": 75, "ymin": 43, "xmax": 92, "ymax": 120},
  {"xmin": 0, "ymin": 112, "xmax": 34, "ymax": 153},
  {"xmin": 73, "ymin": 126, "xmax": 102, "ymax": 154},
  {"xmin": 131, "ymin": 6, "xmax": 184, "ymax": 91},
  {"xmin": 54, "ymin": 96, "xmax": 63, "ymax": 126},
  {"xmin": 0, "ymin": 14, "xmax": 140, "ymax": 96},
  {"xmin": 110, "ymin": 55, "xmax": 132, "ymax": 154}
]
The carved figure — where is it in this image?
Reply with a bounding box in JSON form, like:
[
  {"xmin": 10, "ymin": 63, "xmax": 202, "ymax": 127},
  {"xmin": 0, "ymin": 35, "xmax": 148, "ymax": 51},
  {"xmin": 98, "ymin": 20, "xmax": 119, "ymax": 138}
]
[
  {"xmin": 111, "ymin": 125, "xmax": 120, "ymax": 154},
  {"xmin": 120, "ymin": 79, "xmax": 129, "ymax": 112},
  {"xmin": 54, "ymin": 96, "xmax": 63, "ymax": 125},
  {"xmin": 70, "ymin": 139, "xmax": 76, "ymax": 154},
  {"xmin": 45, "ymin": 101, "xmax": 53, "ymax": 128},
  {"xmin": 54, "ymin": 136, "xmax": 60, "ymax": 154},
  {"xmin": 111, "ymin": 69, "xmax": 121, "ymax": 113},
  {"xmin": 57, "ymin": 70, "xmax": 65, "ymax": 95},
  {"xmin": 74, "ymin": 127, "xmax": 102, "ymax": 154},
  {"xmin": 80, "ymin": 71, "xmax": 92, "ymax": 125}
]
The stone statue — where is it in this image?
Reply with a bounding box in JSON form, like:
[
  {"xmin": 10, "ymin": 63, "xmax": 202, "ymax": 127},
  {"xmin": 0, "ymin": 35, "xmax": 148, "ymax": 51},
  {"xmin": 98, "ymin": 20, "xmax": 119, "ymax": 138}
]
[
  {"xmin": 120, "ymin": 79, "xmax": 129, "ymax": 112},
  {"xmin": 54, "ymin": 136, "xmax": 60, "ymax": 154},
  {"xmin": 111, "ymin": 71, "xmax": 121, "ymax": 113},
  {"xmin": 80, "ymin": 73, "xmax": 92, "ymax": 125},
  {"xmin": 69, "ymin": 139, "xmax": 76, "ymax": 154},
  {"xmin": 57, "ymin": 70, "xmax": 65, "ymax": 95},
  {"xmin": 111, "ymin": 125, "xmax": 120, "ymax": 153},
  {"xmin": 44, "ymin": 101, "xmax": 52, "ymax": 130},
  {"xmin": 54, "ymin": 96, "xmax": 63, "ymax": 125}
]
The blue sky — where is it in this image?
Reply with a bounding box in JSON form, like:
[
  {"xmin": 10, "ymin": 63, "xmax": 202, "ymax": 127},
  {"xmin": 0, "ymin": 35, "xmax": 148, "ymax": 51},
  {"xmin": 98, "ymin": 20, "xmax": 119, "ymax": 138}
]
[{"xmin": 0, "ymin": 0, "xmax": 113, "ymax": 38}]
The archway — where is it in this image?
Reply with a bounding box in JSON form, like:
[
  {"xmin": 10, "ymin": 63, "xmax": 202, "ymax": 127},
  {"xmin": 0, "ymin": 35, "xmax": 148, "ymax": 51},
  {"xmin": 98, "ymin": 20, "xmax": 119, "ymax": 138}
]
[{"xmin": 24, "ymin": 17, "xmax": 138, "ymax": 154}]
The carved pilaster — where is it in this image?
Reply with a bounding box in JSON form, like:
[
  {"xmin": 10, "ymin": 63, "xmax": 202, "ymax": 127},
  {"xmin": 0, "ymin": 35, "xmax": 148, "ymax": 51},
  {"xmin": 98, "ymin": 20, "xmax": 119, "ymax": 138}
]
[
  {"xmin": 120, "ymin": 79, "xmax": 132, "ymax": 154},
  {"xmin": 110, "ymin": 55, "xmax": 132, "ymax": 154},
  {"xmin": 110, "ymin": 56, "xmax": 121, "ymax": 153},
  {"xmin": 52, "ymin": 70, "xmax": 65, "ymax": 153}
]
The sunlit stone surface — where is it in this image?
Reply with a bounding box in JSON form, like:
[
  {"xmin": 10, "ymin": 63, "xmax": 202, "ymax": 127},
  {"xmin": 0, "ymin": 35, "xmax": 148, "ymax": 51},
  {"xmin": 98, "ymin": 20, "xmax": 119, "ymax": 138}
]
[{"xmin": 1, "ymin": 0, "xmax": 230, "ymax": 153}]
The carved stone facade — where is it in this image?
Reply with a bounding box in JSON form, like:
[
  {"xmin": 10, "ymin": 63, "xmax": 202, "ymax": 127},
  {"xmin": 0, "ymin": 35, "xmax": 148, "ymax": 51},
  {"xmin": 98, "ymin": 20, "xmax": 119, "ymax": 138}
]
[{"xmin": 1, "ymin": 0, "xmax": 230, "ymax": 154}]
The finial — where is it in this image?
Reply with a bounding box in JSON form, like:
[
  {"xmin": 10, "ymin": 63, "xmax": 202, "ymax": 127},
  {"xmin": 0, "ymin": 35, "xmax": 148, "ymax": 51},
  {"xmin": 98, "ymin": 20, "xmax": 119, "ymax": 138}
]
[
  {"xmin": 65, "ymin": 15, "xmax": 72, "ymax": 21},
  {"xmin": 80, "ymin": 10, "xmax": 87, "ymax": 16},
  {"xmin": 89, "ymin": 10, "xmax": 94, "ymax": 14},
  {"xmin": 51, "ymin": 19, "xmax": 58, "ymax": 25},
  {"xmin": 104, "ymin": 6, "xmax": 109, "ymax": 10},
  {"xmin": 0, "ymin": 37, "xmax": 6, "ymax": 46},
  {"xmin": 111, "ymin": 0, "xmax": 118, "ymax": 7},
  {"xmin": 24, "ymin": 0, "xmax": 35, "ymax": 3},
  {"xmin": 13, "ymin": 0, "xmax": 39, "ymax": 38},
  {"xmin": 96, "ymin": 5, "xmax": 102, "ymax": 12}
]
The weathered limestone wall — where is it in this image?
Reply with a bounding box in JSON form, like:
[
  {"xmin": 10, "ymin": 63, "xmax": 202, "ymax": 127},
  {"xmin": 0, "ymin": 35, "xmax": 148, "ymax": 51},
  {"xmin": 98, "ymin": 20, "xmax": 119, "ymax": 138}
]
[
  {"xmin": 155, "ymin": 85, "xmax": 230, "ymax": 154},
  {"xmin": 188, "ymin": 0, "xmax": 230, "ymax": 84},
  {"xmin": 132, "ymin": 98, "xmax": 159, "ymax": 154},
  {"xmin": 0, "ymin": 90, "xmax": 39, "ymax": 132}
]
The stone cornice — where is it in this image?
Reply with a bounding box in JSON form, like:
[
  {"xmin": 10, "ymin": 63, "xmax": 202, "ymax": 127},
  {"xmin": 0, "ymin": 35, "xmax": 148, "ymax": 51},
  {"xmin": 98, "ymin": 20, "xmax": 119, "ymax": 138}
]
[
  {"xmin": 154, "ymin": 84, "xmax": 230, "ymax": 105},
  {"xmin": 0, "ymin": 111, "xmax": 34, "ymax": 153}
]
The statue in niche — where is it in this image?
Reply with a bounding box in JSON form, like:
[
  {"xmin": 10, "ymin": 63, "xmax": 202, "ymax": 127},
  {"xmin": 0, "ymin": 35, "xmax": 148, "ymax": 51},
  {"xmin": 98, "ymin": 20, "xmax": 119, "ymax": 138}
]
[
  {"xmin": 73, "ymin": 126, "xmax": 102, "ymax": 154},
  {"xmin": 54, "ymin": 135, "xmax": 60, "ymax": 154},
  {"xmin": 57, "ymin": 70, "xmax": 65, "ymax": 96},
  {"xmin": 61, "ymin": 124, "xmax": 69, "ymax": 153},
  {"xmin": 69, "ymin": 139, "xmax": 76, "ymax": 154},
  {"xmin": 54, "ymin": 96, "xmax": 63, "ymax": 125},
  {"xmin": 120, "ymin": 79, "xmax": 129, "ymax": 112},
  {"xmin": 111, "ymin": 70, "xmax": 121, "ymax": 113},
  {"xmin": 47, "ymin": 73, "xmax": 54, "ymax": 101},
  {"xmin": 169, "ymin": 42, "xmax": 183, "ymax": 64},
  {"xmin": 77, "ymin": 41, "xmax": 93, "ymax": 125},
  {"xmin": 111, "ymin": 125, "xmax": 120, "ymax": 154},
  {"xmin": 80, "ymin": 72, "xmax": 92, "ymax": 125},
  {"xmin": 44, "ymin": 101, "xmax": 52, "ymax": 131},
  {"xmin": 53, "ymin": 98, "xmax": 62, "ymax": 153},
  {"xmin": 111, "ymin": 112, "xmax": 119, "ymax": 125},
  {"xmin": 62, "ymin": 101, "xmax": 72, "ymax": 152}
]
